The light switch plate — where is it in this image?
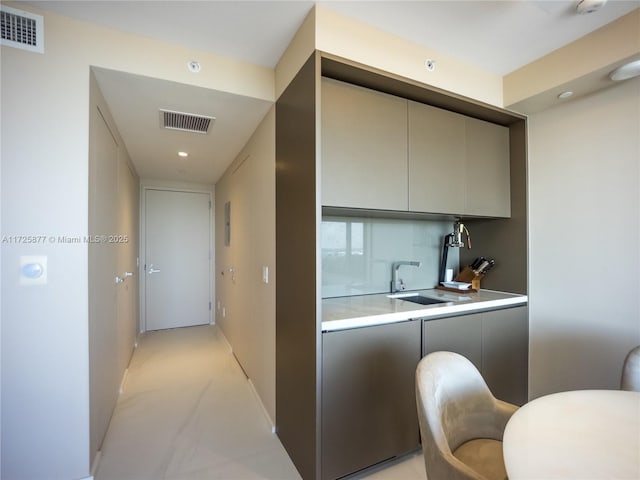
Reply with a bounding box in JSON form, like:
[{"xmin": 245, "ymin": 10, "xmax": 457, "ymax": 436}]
[
  {"xmin": 20, "ymin": 255, "xmax": 47, "ymax": 285},
  {"xmin": 262, "ymin": 266, "xmax": 269, "ymax": 284}
]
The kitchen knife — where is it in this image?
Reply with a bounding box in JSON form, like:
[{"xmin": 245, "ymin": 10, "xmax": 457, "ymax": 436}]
[
  {"xmin": 471, "ymin": 257, "xmax": 485, "ymax": 270},
  {"xmin": 475, "ymin": 260, "xmax": 490, "ymax": 274},
  {"xmin": 479, "ymin": 259, "xmax": 495, "ymax": 274}
]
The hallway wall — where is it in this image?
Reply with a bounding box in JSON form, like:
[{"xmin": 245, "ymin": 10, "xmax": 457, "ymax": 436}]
[
  {"xmin": 215, "ymin": 108, "xmax": 276, "ymax": 425},
  {"xmin": 88, "ymin": 71, "xmax": 140, "ymax": 468}
]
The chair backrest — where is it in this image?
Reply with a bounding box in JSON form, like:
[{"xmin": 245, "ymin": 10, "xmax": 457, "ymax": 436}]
[
  {"xmin": 417, "ymin": 352, "xmax": 503, "ymax": 452},
  {"xmin": 621, "ymin": 345, "xmax": 640, "ymax": 392}
]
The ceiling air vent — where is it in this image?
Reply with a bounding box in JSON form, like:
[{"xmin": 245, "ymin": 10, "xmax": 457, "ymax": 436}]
[
  {"xmin": 1, "ymin": 5, "xmax": 44, "ymax": 54},
  {"xmin": 159, "ymin": 109, "xmax": 214, "ymax": 134}
]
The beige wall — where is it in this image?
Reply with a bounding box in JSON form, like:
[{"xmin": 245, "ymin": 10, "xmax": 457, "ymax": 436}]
[
  {"xmin": 314, "ymin": 5, "xmax": 503, "ymax": 107},
  {"xmin": 215, "ymin": 108, "xmax": 276, "ymax": 424},
  {"xmin": 2, "ymin": 19, "xmax": 93, "ymax": 480},
  {"xmin": 527, "ymin": 76, "xmax": 640, "ymax": 398},
  {"xmin": 275, "ymin": 6, "xmax": 316, "ymax": 99},
  {"xmin": 505, "ymin": 9, "xmax": 640, "ymax": 112},
  {"xmin": 275, "ymin": 5, "xmax": 503, "ymax": 106}
]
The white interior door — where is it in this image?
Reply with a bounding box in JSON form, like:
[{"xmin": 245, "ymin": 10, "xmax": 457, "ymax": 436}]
[{"xmin": 145, "ymin": 189, "xmax": 211, "ymax": 330}]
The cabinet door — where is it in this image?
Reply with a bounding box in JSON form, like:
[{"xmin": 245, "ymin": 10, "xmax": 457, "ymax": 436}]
[
  {"xmin": 422, "ymin": 314, "xmax": 482, "ymax": 371},
  {"xmin": 408, "ymin": 101, "xmax": 465, "ymax": 215},
  {"xmin": 321, "ymin": 321, "xmax": 421, "ymax": 480},
  {"xmin": 321, "ymin": 78, "xmax": 408, "ymax": 211},
  {"xmin": 482, "ymin": 307, "xmax": 528, "ymax": 405},
  {"xmin": 465, "ymin": 117, "xmax": 511, "ymax": 217}
]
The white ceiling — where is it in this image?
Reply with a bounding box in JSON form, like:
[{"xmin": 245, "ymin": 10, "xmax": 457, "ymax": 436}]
[
  {"xmin": 21, "ymin": 0, "xmax": 640, "ymax": 184},
  {"xmin": 92, "ymin": 68, "xmax": 273, "ymax": 183}
]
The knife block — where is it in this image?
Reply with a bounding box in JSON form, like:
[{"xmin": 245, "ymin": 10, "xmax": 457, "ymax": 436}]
[{"xmin": 455, "ymin": 266, "xmax": 484, "ymax": 290}]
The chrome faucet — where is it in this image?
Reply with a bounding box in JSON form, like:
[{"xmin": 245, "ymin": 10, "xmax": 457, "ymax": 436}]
[{"xmin": 390, "ymin": 261, "xmax": 421, "ymax": 293}]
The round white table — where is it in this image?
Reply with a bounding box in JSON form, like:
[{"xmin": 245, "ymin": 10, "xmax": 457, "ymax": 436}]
[{"xmin": 503, "ymin": 390, "xmax": 640, "ymax": 479}]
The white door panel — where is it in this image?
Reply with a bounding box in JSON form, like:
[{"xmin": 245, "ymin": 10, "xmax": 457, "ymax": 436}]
[{"xmin": 145, "ymin": 189, "xmax": 211, "ymax": 330}]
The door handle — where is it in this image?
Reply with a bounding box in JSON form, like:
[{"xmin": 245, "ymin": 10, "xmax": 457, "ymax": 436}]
[
  {"xmin": 124, "ymin": 271, "xmax": 134, "ymax": 278},
  {"xmin": 148, "ymin": 264, "xmax": 161, "ymax": 275}
]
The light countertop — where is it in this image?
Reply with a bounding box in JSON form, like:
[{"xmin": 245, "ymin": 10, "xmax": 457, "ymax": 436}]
[{"xmin": 322, "ymin": 289, "xmax": 527, "ymax": 332}]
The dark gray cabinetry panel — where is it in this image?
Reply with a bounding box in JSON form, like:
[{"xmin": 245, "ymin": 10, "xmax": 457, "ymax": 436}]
[
  {"xmin": 482, "ymin": 307, "xmax": 528, "ymax": 406},
  {"xmin": 422, "ymin": 312, "xmax": 482, "ymax": 371},
  {"xmin": 276, "ymin": 54, "xmax": 320, "ymax": 480},
  {"xmin": 321, "ymin": 320, "xmax": 421, "ymax": 480},
  {"xmin": 422, "ymin": 306, "xmax": 528, "ymax": 406}
]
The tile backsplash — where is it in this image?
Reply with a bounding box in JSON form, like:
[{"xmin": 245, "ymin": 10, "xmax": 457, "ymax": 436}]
[{"xmin": 322, "ymin": 216, "xmax": 460, "ymax": 298}]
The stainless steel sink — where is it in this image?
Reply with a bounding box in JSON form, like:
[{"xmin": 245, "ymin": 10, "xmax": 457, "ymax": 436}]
[
  {"xmin": 400, "ymin": 295, "xmax": 447, "ymax": 306},
  {"xmin": 387, "ymin": 293, "xmax": 447, "ymax": 305}
]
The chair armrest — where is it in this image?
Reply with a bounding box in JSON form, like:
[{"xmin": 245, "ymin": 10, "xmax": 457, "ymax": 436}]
[{"xmin": 493, "ymin": 399, "xmax": 518, "ymax": 435}]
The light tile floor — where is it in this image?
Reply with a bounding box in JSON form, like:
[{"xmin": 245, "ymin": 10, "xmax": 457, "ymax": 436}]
[{"xmin": 95, "ymin": 324, "xmax": 426, "ymax": 480}]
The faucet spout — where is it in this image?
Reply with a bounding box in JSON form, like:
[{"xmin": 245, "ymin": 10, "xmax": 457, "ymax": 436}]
[{"xmin": 390, "ymin": 261, "xmax": 422, "ymax": 293}]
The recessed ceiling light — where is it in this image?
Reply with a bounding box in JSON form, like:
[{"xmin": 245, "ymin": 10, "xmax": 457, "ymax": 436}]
[
  {"xmin": 187, "ymin": 60, "xmax": 201, "ymax": 73},
  {"xmin": 558, "ymin": 91, "xmax": 574, "ymax": 99},
  {"xmin": 178, "ymin": 151, "xmax": 188, "ymax": 157},
  {"xmin": 609, "ymin": 60, "xmax": 640, "ymax": 81}
]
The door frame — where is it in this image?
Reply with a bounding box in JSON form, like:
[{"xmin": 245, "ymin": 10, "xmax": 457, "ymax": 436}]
[{"xmin": 139, "ymin": 181, "xmax": 215, "ymax": 333}]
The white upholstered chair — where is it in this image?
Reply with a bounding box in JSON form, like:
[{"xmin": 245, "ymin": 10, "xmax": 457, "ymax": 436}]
[
  {"xmin": 415, "ymin": 351, "xmax": 518, "ymax": 480},
  {"xmin": 621, "ymin": 345, "xmax": 640, "ymax": 392}
]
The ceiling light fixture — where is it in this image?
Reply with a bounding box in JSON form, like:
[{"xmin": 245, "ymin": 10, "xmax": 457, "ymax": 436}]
[
  {"xmin": 558, "ymin": 91, "xmax": 574, "ymax": 99},
  {"xmin": 178, "ymin": 151, "xmax": 188, "ymax": 157},
  {"xmin": 576, "ymin": 0, "xmax": 607, "ymax": 14},
  {"xmin": 609, "ymin": 60, "xmax": 640, "ymax": 81}
]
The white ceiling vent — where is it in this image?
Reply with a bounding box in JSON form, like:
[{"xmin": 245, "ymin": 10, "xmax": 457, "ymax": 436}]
[
  {"xmin": 1, "ymin": 5, "xmax": 44, "ymax": 54},
  {"xmin": 159, "ymin": 109, "xmax": 214, "ymax": 134}
]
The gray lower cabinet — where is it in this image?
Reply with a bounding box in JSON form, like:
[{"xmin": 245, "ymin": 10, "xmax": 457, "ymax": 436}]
[
  {"xmin": 422, "ymin": 312, "xmax": 483, "ymax": 371},
  {"xmin": 321, "ymin": 320, "xmax": 421, "ymax": 480},
  {"xmin": 481, "ymin": 307, "xmax": 528, "ymax": 405},
  {"xmin": 422, "ymin": 306, "xmax": 528, "ymax": 406}
]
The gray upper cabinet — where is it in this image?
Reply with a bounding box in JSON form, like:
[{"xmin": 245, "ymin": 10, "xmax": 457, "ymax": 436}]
[
  {"xmin": 321, "ymin": 77, "xmax": 408, "ymax": 211},
  {"xmin": 409, "ymin": 101, "xmax": 511, "ymax": 217},
  {"xmin": 464, "ymin": 117, "xmax": 511, "ymax": 217},
  {"xmin": 322, "ymin": 78, "xmax": 510, "ymax": 217},
  {"xmin": 408, "ymin": 101, "xmax": 466, "ymax": 215}
]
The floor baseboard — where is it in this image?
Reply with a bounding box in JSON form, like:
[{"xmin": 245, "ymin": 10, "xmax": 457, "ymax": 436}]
[
  {"xmin": 216, "ymin": 326, "xmax": 233, "ymax": 354},
  {"xmin": 216, "ymin": 326, "xmax": 275, "ymax": 433},
  {"xmin": 90, "ymin": 449, "xmax": 102, "ymax": 478},
  {"xmin": 248, "ymin": 378, "xmax": 276, "ymax": 433}
]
